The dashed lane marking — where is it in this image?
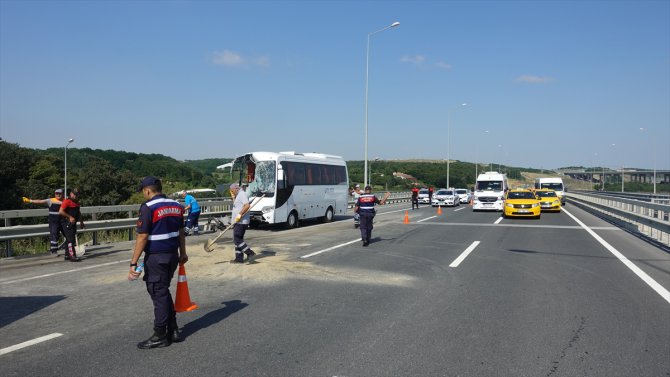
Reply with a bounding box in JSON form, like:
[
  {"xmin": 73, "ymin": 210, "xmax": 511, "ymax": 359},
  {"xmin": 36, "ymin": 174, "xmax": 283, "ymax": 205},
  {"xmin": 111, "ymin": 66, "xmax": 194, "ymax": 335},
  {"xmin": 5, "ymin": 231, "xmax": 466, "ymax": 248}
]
[
  {"xmin": 0, "ymin": 333, "xmax": 63, "ymax": 356},
  {"xmin": 449, "ymin": 241, "xmax": 481, "ymax": 268}
]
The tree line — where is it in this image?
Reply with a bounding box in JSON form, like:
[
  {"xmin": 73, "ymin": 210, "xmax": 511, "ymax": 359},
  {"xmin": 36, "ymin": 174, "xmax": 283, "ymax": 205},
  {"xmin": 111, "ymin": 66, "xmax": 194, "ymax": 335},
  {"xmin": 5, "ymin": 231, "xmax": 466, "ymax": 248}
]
[{"xmin": 1, "ymin": 139, "xmax": 543, "ymax": 212}]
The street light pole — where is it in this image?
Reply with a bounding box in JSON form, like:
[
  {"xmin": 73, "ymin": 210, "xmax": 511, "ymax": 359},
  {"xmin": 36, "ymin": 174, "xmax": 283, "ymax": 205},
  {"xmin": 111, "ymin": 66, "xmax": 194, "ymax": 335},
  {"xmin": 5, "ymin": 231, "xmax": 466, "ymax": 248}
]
[
  {"xmin": 640, "ymin": 127, "xmax": 656, "ymax": 194},
  {"xmin": 364, "ymin": 21, "xmax": 400, "ymax": 188},
  {"xmin": 64, "ymin": 138, "xmax": 75, "ymax": 195},
  {"xmin": 446, "ymin": 103, "xmax": 467, "ymax": 189}
]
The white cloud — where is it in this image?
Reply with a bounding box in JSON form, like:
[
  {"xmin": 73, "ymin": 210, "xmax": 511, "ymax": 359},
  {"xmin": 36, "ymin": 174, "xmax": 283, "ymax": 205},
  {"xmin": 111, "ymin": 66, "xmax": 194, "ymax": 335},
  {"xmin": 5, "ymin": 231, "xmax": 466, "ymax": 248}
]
[
  {"xmin": 212, "ymin": 50, "xmax": 270, "ymax": 67},
  {"xmin": 400, "ymin": 55, "xmax": 425, "ymax": 65},
  {"xmin": 435, "ymin": 61, "xmax": 452, "ymax": 70},
  {"xmin": 516, "ymin": 75, "xmax": 553, "ymax": 84}
]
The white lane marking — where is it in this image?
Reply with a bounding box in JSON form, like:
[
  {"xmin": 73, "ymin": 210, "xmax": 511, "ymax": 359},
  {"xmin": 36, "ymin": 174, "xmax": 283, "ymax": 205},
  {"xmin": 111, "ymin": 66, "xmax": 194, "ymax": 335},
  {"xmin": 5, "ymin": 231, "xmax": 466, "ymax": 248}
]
[
  {"xmin": 301, "ymin": 239, "xmax": 361, "ymax": 259},
  {"xmin": 494, "ymin": 217, "xmax": 503, "ymax": 224},
  {"xmin": 418, "ymin": 216, "xmax": 437, "ymax": 223},
  {"xmin": 0, "ymin": 260, "xmax": 131, "ymax": 285},
  {"xmin": 454, "ymin": 207, "xmax": 466, "ymax": 212},
  {"xmin": 563, "ymin": 208, "xmax": 670, "ymax": 305},
  {"xmin": 449, "ymin": 241, "xmax": 481, "ymax": 268},
  {"xmin": 0, "ymin": 333, "xmax": 63, "ymax": 356}
]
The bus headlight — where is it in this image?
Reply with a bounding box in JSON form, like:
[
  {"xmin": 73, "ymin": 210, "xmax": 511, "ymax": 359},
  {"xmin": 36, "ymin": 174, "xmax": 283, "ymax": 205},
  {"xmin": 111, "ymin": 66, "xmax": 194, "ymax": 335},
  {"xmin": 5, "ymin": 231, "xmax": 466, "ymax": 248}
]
[{"xmin": 262, "ymin": 206, "xmax": 274, "ymax": 214}]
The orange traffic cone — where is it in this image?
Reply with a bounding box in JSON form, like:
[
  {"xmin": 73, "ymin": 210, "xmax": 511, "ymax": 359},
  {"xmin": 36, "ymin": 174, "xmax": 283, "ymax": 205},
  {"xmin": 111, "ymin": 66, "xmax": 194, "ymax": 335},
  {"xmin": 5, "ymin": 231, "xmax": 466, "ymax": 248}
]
[
  {"xmin": 174, "ymin": 263, "xmax": 198, "ymax": 313},
  {"xmin": 403, "ymin": 211, "xmax": 410, "ymax": 224},
  {"xmin": 437, "ymin": 205, "xmax": 442, "ymax": 215}
]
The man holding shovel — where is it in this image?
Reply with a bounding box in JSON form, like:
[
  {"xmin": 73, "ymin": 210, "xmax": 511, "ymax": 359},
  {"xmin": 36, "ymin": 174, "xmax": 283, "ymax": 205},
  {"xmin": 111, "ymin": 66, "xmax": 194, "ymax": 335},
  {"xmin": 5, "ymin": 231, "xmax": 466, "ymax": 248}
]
[{"xmin": 230, "ymin": 183, "xmax": 255, "ymax": 264}]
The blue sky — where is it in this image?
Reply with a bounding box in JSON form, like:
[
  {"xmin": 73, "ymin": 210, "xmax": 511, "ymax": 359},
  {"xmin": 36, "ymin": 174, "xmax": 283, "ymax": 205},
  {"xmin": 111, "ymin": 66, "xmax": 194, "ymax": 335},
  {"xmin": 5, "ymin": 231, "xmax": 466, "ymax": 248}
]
[{"xmin": 1, "ymin": 0, "xmax": 668, "ymax": 171}]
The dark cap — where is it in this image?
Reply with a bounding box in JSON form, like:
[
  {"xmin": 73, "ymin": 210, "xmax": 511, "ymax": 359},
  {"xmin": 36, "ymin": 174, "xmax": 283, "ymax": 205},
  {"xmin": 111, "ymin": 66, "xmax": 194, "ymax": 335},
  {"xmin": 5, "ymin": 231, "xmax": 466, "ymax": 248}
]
[
  {"xmin": 139, "ymin": 176, "xmax": 161, "ymax": 192},
  {"xmin": 364, "ymin": 185, "xmax": 372, "ymax": 190},
  {"xmin": 69, "ymin": 188, "xmax": 80, "ymax": 196}
]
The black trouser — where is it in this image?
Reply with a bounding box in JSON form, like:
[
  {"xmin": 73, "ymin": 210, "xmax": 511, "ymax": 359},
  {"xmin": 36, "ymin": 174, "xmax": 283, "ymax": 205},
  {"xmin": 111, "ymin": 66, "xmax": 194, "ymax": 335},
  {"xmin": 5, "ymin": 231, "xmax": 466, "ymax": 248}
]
[
  {"xmin": 233, "ymin": 223, "xmax": 253, "ymax": 260},
  {"xmin": 412, "ymin": 197, "xmax": 419, "ymax": 209},
  {"xmin": 359, "ymin": 212, "xmax": 375, "ymax": 243},
  {"xmin": 143, "ymin": 252, "xmax": 179, "ymax": 329},
  {"xmin": 61, "ymin": 220, "xmax": 77, "ymax": 258},
  {"xmin": 48, "ymin": 220, "xmax": 63, "ymax": 253}
]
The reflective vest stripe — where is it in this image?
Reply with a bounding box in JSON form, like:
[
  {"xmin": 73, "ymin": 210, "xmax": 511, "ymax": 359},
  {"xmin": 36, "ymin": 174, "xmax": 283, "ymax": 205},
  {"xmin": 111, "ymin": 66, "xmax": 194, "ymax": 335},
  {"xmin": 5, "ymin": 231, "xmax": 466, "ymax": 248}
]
[{"xmin": 148, "ymin": 231, "xmax": 180, "ymax": 241}]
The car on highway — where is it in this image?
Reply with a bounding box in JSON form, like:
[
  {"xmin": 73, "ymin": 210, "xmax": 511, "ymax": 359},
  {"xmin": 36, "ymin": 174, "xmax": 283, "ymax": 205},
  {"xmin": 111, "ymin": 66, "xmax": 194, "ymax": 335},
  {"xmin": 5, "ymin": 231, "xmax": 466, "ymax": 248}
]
[
  {"xmin": 432, "ymin": 189, "xmax": 459, "ymax": 207},
  {"xmin": 455, "ymin": 188, "xmax": 471, "ymax": 204},
  {"xmin": 503, "ymin": 189, "xmax": 541, "ymax": 219},
  {"xmin": 535, "ymin": 189, "xmax": 561, "ymax": 212},
  {"xmin": 418, "ymin": 188, "xmax": 431, "ymax": 204}
]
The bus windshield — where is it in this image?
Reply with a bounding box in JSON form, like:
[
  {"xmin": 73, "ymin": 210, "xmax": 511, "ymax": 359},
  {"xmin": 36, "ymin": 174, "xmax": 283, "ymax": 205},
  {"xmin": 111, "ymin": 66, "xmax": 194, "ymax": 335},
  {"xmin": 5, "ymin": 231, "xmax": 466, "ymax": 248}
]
[
  {"xmin": 247, "ymin": 160, "xmax": 276, "ymax": 197},
  {"xmin": 476, "ymin": 181, "xmax": 502, "ymax": 191}
]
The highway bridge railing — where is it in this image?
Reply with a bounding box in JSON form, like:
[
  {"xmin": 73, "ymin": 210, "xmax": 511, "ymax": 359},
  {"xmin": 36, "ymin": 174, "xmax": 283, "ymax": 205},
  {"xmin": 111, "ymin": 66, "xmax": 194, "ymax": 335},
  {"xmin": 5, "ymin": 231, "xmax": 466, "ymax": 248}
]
[
  {"xmin": 566, "ymin": 191, "xmax": 670, "ymax": 247},
  {"xmin": 1, "ymin": 192, "xmax": 412, "ymax": 258}
]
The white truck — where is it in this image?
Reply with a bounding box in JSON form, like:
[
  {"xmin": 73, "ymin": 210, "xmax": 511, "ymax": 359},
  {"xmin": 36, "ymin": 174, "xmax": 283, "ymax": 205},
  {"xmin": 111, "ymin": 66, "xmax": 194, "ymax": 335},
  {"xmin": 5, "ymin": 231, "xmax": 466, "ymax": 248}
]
[
  {"xmin": 473, "ymin": 171, "xmax": 508, "ymax": 211},
  {"xmin": 534, "ymin": 177, "xmax": 566, "ymax": 205}
]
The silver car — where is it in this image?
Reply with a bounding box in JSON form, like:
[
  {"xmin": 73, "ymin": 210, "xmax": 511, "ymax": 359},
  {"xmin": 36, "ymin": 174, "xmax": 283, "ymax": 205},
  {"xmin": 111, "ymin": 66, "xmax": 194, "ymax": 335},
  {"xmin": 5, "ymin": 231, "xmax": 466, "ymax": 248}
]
[
  {"xmin": 455, "ymin": 188, "xmax": 471, "ymax": 204},
  {"xmin": 432, "ymin": 189, "xmax": 459, "ymax": 207}
]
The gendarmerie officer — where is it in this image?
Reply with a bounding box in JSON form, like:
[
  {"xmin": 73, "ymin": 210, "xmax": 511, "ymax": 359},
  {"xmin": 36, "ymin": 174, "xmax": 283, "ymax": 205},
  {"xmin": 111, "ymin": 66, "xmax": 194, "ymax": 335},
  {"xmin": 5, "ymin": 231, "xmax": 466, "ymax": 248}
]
[
  {"xmin": 355, "ymin": 186, "xmax": 389, "ymax": 247},
  {"xmin": 129, "ymin": 176, "xmax": 189, "ymax": 349}
]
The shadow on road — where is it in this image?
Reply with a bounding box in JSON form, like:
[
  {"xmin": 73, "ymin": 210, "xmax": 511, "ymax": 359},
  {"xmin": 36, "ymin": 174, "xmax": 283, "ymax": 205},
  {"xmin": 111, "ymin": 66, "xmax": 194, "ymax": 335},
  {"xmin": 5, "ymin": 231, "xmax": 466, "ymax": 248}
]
[
  {"xmin": 180, "ymin": 299, "xmax": 248, "ymax": 339},
  {"xmin": 0, "ymin": 295, "xmax": 66, "ymax": 328}
]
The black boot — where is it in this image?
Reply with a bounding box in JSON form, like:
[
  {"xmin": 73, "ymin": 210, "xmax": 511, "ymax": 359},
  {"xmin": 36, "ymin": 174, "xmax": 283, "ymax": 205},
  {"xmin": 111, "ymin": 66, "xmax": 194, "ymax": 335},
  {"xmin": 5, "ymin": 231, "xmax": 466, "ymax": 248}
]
[
  {"xmin": 137, "ymin": 327, "xmax": 171, "ymax": 349},
  {"xmin": 245, "ymin": 250, "xmax": 256, "ymax": 264},
  {"xmin": 230, "ymin": 254, "xmax": 244, "ymax": 264},
  {"xmin": 168, "ymin": 321, "xmax": 183, "ymax": 343}
]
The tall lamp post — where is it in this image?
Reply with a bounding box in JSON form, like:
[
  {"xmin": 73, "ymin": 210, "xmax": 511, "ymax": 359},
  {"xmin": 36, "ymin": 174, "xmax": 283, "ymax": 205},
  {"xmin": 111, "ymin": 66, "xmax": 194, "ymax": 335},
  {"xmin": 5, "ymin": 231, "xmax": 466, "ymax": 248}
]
[
  {"xmin": 446, "ymin": 103, "xmax": 467, "ymax": 189},
  {"xmin": 639, "ymin": 127, "xmax": 656, "ymax": 194},
  {"xmin": 64, "ymin": 138, "xmax": 75, "ymax": 195},
  {"xmin": 364, "ymin": 21, "xmax": 400, "ymax": 188}
]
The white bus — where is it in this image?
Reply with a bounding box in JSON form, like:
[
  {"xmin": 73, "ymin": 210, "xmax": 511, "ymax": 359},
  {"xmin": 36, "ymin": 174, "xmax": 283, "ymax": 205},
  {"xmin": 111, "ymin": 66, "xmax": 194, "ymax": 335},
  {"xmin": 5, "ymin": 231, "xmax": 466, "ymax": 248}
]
[
  {"xmin": 473, "ymin": 171, "xmax": 508, "ymax": 211},
  {"xmin": 230, "ymin": 151, "xmax": 349, "ymax": 228}
]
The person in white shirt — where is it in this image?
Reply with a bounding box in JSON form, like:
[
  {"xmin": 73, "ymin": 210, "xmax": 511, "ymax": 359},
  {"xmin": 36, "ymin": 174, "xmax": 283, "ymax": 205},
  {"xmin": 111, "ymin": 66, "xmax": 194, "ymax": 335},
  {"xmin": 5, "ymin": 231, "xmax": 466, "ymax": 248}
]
[{"xmin": 230, "ymin": 183, "xmax": 255, "ymax": 264}]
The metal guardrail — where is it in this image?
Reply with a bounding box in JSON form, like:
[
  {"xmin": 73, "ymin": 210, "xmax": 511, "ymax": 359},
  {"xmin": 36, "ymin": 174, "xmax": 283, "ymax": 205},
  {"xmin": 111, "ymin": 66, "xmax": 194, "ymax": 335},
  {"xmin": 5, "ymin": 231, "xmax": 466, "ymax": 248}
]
[
  {"xmin": 1, "ymin": 192, "xmax": 412, "ymax": 257},
  {"xmin": 566, "ymin": 191, "xmax": 670, "ymax": 246},
  {"xmin": 0, "ymin": 199, "xmax": 233, "ymax": 257}
]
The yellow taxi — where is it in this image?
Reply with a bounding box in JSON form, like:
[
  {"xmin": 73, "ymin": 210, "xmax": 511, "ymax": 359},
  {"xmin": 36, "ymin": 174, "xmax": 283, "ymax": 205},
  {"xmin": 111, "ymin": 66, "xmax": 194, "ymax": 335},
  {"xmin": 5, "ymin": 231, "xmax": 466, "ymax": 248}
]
[
  {"xmin": 503, "ymin": 189, "xmax": 541, "ymax": 219},
  {"xmin": 535, "ymin": 188, "xmax": 561, "ymax": 212}
]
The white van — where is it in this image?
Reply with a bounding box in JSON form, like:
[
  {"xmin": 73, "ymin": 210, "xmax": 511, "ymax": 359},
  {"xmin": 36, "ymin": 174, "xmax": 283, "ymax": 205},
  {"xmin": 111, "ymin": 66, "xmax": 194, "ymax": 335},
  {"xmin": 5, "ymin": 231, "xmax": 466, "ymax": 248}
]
[
  {"xmin": 473, "ymin": 171, "xmax": 508, "ymax": 211},
  {"xmin": 534, "ymin": 177, "xmax": 566, "ymax": 205}
]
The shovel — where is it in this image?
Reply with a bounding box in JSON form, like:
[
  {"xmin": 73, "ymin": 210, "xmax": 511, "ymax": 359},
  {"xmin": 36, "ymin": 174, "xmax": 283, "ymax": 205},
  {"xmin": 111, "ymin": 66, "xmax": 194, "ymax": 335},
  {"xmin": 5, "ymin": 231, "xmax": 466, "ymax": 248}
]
[
  {"xmin": 203, "ymin": 222, "xmax": 234, "ymax": 253},
  {"xmin": 203, "ymin": 193, "xmax": 264, "ymax": 253}
]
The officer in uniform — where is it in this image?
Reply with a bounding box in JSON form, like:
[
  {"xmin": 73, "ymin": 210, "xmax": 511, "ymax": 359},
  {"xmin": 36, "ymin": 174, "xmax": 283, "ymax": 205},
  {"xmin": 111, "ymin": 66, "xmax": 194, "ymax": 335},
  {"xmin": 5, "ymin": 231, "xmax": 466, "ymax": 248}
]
[
  {"xmin": 23, "ymin": 188, "xmax": 65, "ymax": 255},
  {"xmin": 355, "ymin": 185, "xmax": 390, "ymax": 247},
  {"xmin": 129, "ymin": 176, "xmax": 189, "ymax": 349}
]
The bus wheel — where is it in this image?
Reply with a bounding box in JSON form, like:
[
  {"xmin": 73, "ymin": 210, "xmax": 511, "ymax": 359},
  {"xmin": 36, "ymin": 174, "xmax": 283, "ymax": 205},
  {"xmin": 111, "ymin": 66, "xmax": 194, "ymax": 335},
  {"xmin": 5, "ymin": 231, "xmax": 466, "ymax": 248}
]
[
  {"xmin": 285, "ymin": 211, "xmax": 298, "ymax": 229},
  {"xmin": 321, "ymin": 207, "xmax": 334, "ymax": 223}
]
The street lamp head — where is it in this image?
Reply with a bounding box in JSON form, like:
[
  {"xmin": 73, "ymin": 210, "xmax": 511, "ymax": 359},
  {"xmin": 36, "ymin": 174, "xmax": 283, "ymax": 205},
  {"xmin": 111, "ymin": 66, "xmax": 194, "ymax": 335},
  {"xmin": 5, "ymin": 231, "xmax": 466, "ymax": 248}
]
[
  {"xmin": 461, "ymin": 103, "xmax": 467, "ymax": 107},
  {"xmin": 68, "ymin": 138, "xmax": 74, "ymax": 143},
  {"xmin": 391, "ymin": 21, "xmax": 400, "ymax": 27}
]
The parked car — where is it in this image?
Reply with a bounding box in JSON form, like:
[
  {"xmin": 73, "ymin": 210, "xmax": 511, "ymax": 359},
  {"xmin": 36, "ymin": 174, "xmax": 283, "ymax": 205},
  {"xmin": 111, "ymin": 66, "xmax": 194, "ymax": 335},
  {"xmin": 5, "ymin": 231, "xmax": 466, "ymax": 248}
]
[
  {"xmin": 418, "ymin": 188, "xmax": 431, "ymax": 204},
  {"xmin": 503, "ymin": 189, "xmax": 541, "ymax": 219},
  {"xmin": 455, "ymin": 188, "xmax": 471, "ymax": 204},
  {"xmin": 535, "ymin": 189, "xmax": 561, "ymax": 212},
  {"xmin": 432, "ymin": 189, "xmax": 459, "ymax": 207}
]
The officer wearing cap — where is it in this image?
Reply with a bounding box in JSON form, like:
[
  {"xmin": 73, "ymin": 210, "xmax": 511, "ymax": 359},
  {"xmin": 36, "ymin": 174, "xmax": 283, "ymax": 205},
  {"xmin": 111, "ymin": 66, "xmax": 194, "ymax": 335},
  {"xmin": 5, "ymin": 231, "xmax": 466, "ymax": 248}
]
[
  {"xmin": 129, "ymin": 176, "xmax": 189, "ymax": 349},
  {"xmin": 23, "ymin": 188, "xmax": 65, "ymax": 255},
  {"xmin": 354, "ymin": 185, "xmax": 390, "ymax": 247},
  {"xmin": 59, "ymin": 188, "xmax": 85, "ymax": 261}
]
